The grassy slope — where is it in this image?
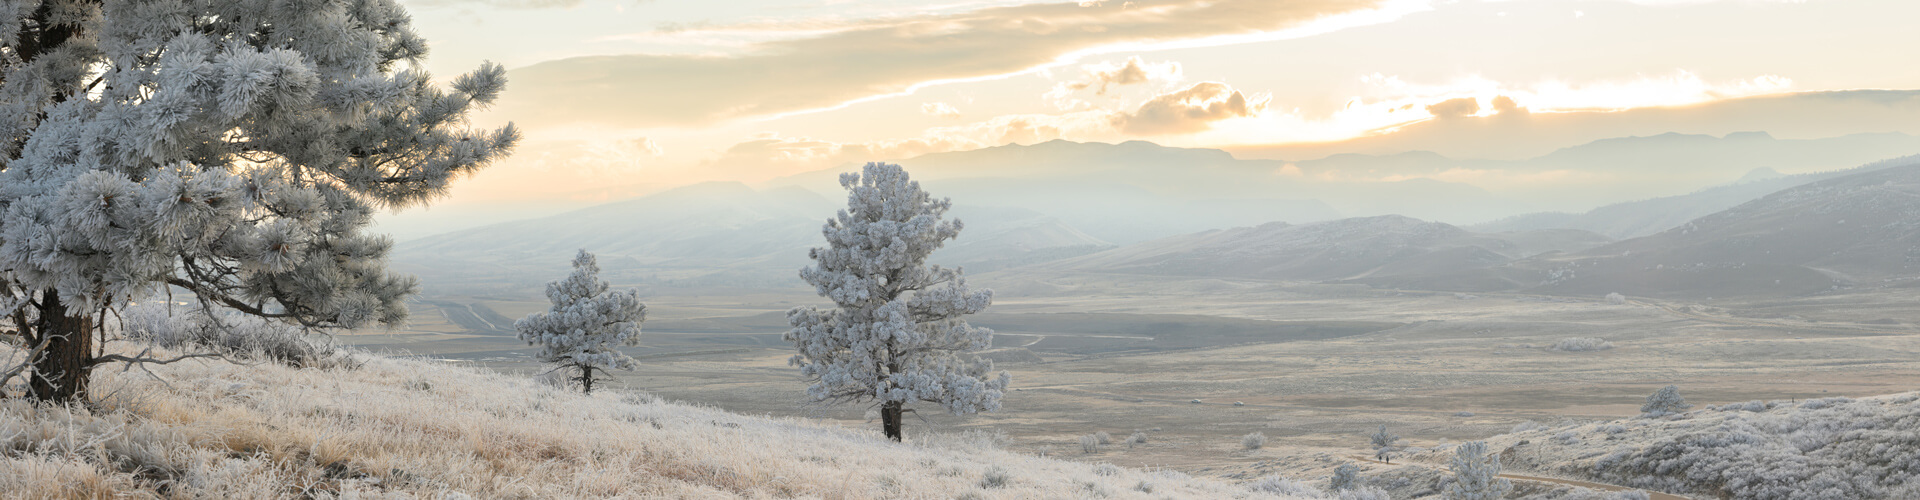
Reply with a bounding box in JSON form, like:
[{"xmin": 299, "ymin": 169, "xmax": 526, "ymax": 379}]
[{"xmin": 0, "ymin": 347, "xmax": 1305, "ymax": 499}]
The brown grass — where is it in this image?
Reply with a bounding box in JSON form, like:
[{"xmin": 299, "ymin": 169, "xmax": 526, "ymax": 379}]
[{"xmin": 0, "ymin": 346, "xmax": 1301, "ymax": 499}]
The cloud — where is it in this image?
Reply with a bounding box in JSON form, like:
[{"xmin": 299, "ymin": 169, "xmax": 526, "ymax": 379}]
[
  {"xmin": 1110, "ymin": 82, "xmax": 1268, "ymax": 135},
  {"xmin": 1424, "ymin": 97, "xmax": 1480, "ymax": 119},
  {"xmin": 1067, "ymin": 57, "xmax": 1183, "ymax": 95},
  {"xmin": 499, "ymin": 0, "xmax": 1410, "ymax": 127},
  {"xmin": 921, "ymin": 102, "xmax": 963, "ymax": 119}
]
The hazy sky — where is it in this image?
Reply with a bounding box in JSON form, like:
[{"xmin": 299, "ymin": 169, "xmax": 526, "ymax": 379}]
[{"xmin": 378, "ymin": 0, "xmax": 1920, "ymax": 237}]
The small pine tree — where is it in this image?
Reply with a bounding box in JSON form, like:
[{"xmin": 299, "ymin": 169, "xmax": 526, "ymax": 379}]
[
  {"xmin": 1444, "ymin": 441, "xmax": 1512, "ymax": 500},
  {"xmin": 785, "ymin": 162, "xmax": 1009, "ymax": 441},
  {"xmin": 1641, "ymin": 385, "xmax": 1692, "ymax": 418},
  {"xmin": 1370, "ymin": 425, "xmax": 1401, "ymax": 464},
  {"xmin": 516, "ymin": 250, "xmax": 646, "ymax": 395}
]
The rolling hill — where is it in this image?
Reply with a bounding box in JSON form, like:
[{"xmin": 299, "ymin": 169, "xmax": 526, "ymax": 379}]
[
  {"xmin": 391, "ymin": 182, "xmax": 1112, "ymax": 292},
  {"xmin": 1037, "ymin": 215, "xmax": 1611, "ymax": 284}
]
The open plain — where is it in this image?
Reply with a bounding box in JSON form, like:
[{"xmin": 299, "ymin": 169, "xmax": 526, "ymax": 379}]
[{"xmin": 341, "ymin": 269, "xmax": 1920, "ymax": 478}]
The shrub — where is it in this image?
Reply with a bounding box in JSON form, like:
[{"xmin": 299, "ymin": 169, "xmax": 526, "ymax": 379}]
[
  {"xmin": 1338, "ymin": 486, "xmax": 1392, "ymax": 500},
  {"xmin": 1134, "ymin": 480, "xmax": 1154, "ymax": 493},
  {"xmin": 1127, "ymin": 431, "xmax": 1149, "ymax": 448},
  {"xmin": 1329, "ymin": 463, "xmax": 1360, "ymax": 491},
  {"xmin": 1250, "ymin": 476, "xmax": 1325, "ymax": 497},
  {"xmin": 1093, "ymin": 463, "xmax": 1122, "ymax": 476},
  {"xmin": 1094, "ymin": 431, "xmax": 1112, "ymax": 445},
  {"xmin": 1242, "ymin": 432, "xmax": 1267, "ymax": 450},
  {"xmin": 1444, "ymin": 441, "xmax": 1512, "ymax": 500},
  {"xmin": 1080, "ymin": 434, "xmax": 1101, "ymax": 454},
  {"xmin": 980, "ymin": 467, "xmax": 1012, "ymax": 489},
  {"xmin": 1551, "ymin": 337, "xmax": 1615, "ymax": 352},
  {"xmin": 1640, "ymin": 385, "xmax": 1692, "ymax": 418},
  {"xmin": 1606, "ymin": 292, "xmax": 1627, "ymax": 305},
  {"xmin": 1511, "ymin": 421, "xmax": 1547, "ymax": 433}
]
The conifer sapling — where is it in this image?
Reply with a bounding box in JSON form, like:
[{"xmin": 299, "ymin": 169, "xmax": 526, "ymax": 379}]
[{"xmin": 516, "ymin": 250, "xmax": 646, "ymax": 395}]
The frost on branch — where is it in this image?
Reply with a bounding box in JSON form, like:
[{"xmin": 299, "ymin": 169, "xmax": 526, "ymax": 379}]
[
  {"xmin": 515, "ymin": 250, "xmax": 646, "ymax": 394},
  {"xmin": 784, "ymin": 162, "xmax": 1009, "ymax": 441},
  {"xmin": 0, "ymin": 0, "xmax": 517, "ymax": 401},
  {"xmin": 1443, "ymin": 441, "xmax": 1511, "ymax": 500}
]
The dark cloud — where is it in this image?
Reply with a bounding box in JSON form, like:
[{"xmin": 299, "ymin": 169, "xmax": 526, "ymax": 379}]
[
  {"xmin": 1110, "ymin": 82, "xmax": 1265, "ymax": 135},
  {"xmin": 499, "ymin": 0, "xmax": 1385, "ymax": 127}
]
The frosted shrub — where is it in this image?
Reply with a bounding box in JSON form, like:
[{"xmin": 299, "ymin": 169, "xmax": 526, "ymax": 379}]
[
  {"xmin": 1591, "ymin": 394, "xmax": 1920, "ymax": 499},
  {"xmin": 121, "ymin": 303, "xmax": 350, "ymax": 370},
  {"xmin": 1338, "ymin": 486, "xmax": 1392, "ymax": 500},
  {"xmin": 1551, "ymin": 337, "xmax": 1615, "ymax": 352},
  {"xmin": 1095, "ymin": 431, "xmax": 1112, "ymax": 445},
  {"xmin": 1242, "ymin": 432, "xmax": 1267, "ymax": 450},
  {"xmin": 1329, "ymin": 463, "xmax": 1361, "ymax": 491},
  {"xmin": 1444, "ymin": 441, "xmax": 1512, "ymax": 500},
  {"xmin": 1128, "ymin": 431, "xmax": 1149, "ymax": 448},
  {"xmin": 1600, "ymin": 424, "xmax": 1628, "ymax": 435},
  {"xmin": 1093, "ymin": 463, "xmax": 1122, "ymax": 476},
  {"xmin": 980, "ymin": 467, "xmax": 1012, "ymax": 489},
  {"xmin": 1134, "ymin": 480, "xmax": 1155, "ymax": 493},
  {"xmin": 1080, "ymin": 434, "xmax": 1101, "ymax": 453},
  {"xmin": 1554, "ymin": 431, "xmax": 1580, "ymax": 445},
  {"xmin": 1249, "ymin": 476, "xmax": 1325, "ymax": 497},
  {"xmin": 1606, "ymin": 292, "xmax": 1627, "ymax": 305},
  {"xmin": 1640, "ymin": 385, "xmax": 1692, "ymax": 418},
  {"xmin": 1511, "ymin": 421, "xmax": 1547, "ymax": 433}
]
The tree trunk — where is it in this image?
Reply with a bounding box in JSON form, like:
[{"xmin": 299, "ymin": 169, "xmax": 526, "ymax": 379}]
[
  {"xmin": 28, "ymin": 291, "xmax": 94, "ymax": 403},
  {"xmin": 580, "ymin": 365, "xmax": 594, "ymax": 395},
  {"xmin": 881, "ymin": 400, "xmax": 904, "ymax": 442}
]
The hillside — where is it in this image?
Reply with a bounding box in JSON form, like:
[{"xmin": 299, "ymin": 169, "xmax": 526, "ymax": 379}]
[
  {"xmin": 1041, "ymin": 215, "xmax": 1610, "ymax": 283},
  {"xmin": 1521, "ymin": 156, "xmax": 1920, "ymax": 298},
  {"xmin": 391, "ymin": 182, "xmax": 1111, "ymax": 291},
  {"xmin": 0, "ymin": 346, "xmax": 1309, "ymax": 499},
  {"xmin": 1476, "ymin": 392, "xmax": 1920, "ymax": 500}
]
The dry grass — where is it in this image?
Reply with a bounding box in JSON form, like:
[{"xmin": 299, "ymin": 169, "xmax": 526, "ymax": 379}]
[{"xmin": 0, "ymin": 346, "xmax": 1308, "ymax": 499}]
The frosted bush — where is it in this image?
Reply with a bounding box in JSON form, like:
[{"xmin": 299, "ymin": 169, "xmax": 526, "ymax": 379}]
[
  {"xmin": 1128, "ymin": 431, "xmax": 1149, "ymax": 448},
  {"xmin": 1249, "ymin": 476, "xmax": 1325, "ymax": 497},
  {"xmin": 1512, "ymin": 421, "xmax": 1547, "ymax": 433},
  {"xmin": 1094, "ymin": 431, "xmax": 1112, "ymax": 445},
  {"xmin": 1551, "ymin": 337, "xmax": 1615, "ymax": 352},
  {"xmin": 1444, "ymin": 441, "xmax": 1511, "ymax": 500},
  {"xmin": 980, "ymin": 467, "xmax": 1012, "ymax": 489},
  {"xmin": 1606, "ymin": 292, "xmax": 1627, "ymax": 305},
  {"xmin": 1591, "ymin": 393, "xmax": 1920, "ymax": 499},
  {"xmin": 1554, "ymin": 431, "xmax": 1580, "ymax": 445},
  {"xmin": 1242, "ymin": 432, "xmax": 1267, "ymax": 450},
  {"xmin": 1080, "ymin": 434, "xmax": 1101, "ymax": 454},
  {"xmin": 1640, "ymin": 385, "xmax": 1691, "ymax": 418},
  {"xmin": 1329, "ymin": 463, "xmax": 1360, "ymax": 491},
  {"xmin": 1338, "ymin": 486, "xmax": 1392, "ymax": 500},
  {"xmin": 1093, "ymin": 463, "xmax": 1122, "ymax": 476}
]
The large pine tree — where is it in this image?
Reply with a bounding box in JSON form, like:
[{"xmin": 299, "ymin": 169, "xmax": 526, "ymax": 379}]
[
  {"xmin": 0, "ymin": 0, "xmax": 517, "ymax": 401},
  {"xmin": 786, "ymin": 162, "xmax": 1009, "ymax": 441}
]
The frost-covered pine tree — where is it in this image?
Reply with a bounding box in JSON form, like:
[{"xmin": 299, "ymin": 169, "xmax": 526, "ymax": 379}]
[
  {"xmin": 1444, "ymin": 441, "xmax": 1512, "ymax": 500},
  {"xmin": 785, "ymin": 162, "xmax": 1009, "ymax": 441},
  {"xmin": 515, "ymin": 250, "xmax": 645, "ymax": 395},
  {"xmin": 0, "ymin": 0, "xmax": 517, "ymax": 402},
  {"xmin": 1641, "ymin": 385, "xmax": 1692, "ymax": 418},
  {"xmin": 1370, "ymin": 425, "xmax": 1401, "ymax": 463}
]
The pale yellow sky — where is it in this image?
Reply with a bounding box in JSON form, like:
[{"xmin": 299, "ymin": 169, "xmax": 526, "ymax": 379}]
[{"xmin": 376, "ymin": 0, "xmax": 1920, "ymax": 238}]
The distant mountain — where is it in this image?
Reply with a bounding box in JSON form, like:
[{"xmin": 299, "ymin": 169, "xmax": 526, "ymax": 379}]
[
  {"xmin": 1037, "ymin": 215, "xmax": 1611, "ymax": 283},
  {"xmin": 1469, "ymin": 166, "xmax": 1865, "ymax": 239},
  {"xmin": 1519, "ymin": 155, "xmax": 1920, "ymax": 299},
  {"xmin": 392, "ymin": 182, "xmax": 1110, "ymax": 292}
]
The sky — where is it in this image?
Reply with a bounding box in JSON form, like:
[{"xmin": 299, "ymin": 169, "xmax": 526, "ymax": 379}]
[{"xmin": 377, "ymin": 0, "xmax": 1920, "ymax": 238}]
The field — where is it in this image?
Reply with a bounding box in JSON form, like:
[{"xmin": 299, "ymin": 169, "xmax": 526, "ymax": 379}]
[{"xmin": 338, "ymin": 268, "xmax": 1920, "ymax": 482}]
